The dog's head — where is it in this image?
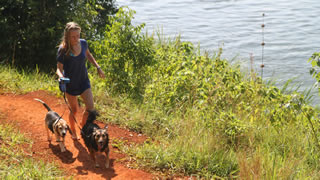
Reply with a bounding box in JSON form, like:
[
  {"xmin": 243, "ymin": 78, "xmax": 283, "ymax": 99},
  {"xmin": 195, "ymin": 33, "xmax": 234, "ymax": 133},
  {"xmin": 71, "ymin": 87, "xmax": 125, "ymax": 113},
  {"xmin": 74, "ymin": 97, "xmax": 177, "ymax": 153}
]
[
  {"xmin": 92, "ymin": 126, "xmax": 108, "ymax": 149},
  {"xmin": 54, "ymin": 119, "xmax": 70, "ymax": 138}
]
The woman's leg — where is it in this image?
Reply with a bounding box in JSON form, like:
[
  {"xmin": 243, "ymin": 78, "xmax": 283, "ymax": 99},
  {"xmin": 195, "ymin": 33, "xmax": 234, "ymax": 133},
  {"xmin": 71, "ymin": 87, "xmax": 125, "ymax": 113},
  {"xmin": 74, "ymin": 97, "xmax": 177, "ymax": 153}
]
[
  {"xmin": 66, "ymin": 93, "xmax": 80, "ymax": 139},
  {"xmin": 80, "ymin": 88, "xmax": 94, "ymax": 127}
]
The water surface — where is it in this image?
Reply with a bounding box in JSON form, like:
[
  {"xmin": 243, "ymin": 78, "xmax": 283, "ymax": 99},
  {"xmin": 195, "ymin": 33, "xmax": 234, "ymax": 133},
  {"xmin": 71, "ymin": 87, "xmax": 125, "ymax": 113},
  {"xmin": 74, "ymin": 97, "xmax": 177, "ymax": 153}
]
[{"xmin": 116, "ymin": 0, "xmax": 320, "ymax": 103}]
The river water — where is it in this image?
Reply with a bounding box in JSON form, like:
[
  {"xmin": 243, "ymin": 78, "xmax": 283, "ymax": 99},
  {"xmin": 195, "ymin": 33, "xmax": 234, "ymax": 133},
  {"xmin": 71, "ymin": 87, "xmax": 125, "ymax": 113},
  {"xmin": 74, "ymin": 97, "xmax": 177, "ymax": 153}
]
[{"xmin": 116, "ymin": 0, "xmax": 320, "ymax": 104}]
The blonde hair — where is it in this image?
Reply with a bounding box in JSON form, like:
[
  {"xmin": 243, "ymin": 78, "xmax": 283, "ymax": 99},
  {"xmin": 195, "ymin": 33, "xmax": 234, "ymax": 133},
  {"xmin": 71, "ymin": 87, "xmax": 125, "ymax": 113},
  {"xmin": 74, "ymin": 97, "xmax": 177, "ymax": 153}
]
[{"xmin": 59, "ymin": 22, "xmax": 81, "ymax": 56}]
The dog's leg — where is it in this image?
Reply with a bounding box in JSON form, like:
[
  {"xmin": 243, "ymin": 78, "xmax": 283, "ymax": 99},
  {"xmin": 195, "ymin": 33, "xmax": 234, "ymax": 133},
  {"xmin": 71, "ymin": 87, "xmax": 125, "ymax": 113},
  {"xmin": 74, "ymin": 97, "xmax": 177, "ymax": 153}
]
[
  {"xmin": 55, "ymin": 134, "xmax": 66, "ymax": 152},
  {"xmin": 59, "ymin": 141, "xmax": 66, "ymax": 152},
  {"xmin": 46, "ymin": 123, "xmax": 51, "ymax": 142},
  {"xmin": 105, "ymin": 148, "xmax": 110, "ymax": 168},
  {"xmin": 89, "ymin": 149, "xmax": 99, "ymax": 168}
]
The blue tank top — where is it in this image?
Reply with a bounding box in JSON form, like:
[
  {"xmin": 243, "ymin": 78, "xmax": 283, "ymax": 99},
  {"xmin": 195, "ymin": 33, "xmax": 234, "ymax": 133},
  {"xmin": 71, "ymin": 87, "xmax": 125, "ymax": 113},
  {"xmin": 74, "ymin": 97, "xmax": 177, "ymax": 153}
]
[{"xmin": 57, "ymin": 39, "xmax": 91, "ymax": 96}]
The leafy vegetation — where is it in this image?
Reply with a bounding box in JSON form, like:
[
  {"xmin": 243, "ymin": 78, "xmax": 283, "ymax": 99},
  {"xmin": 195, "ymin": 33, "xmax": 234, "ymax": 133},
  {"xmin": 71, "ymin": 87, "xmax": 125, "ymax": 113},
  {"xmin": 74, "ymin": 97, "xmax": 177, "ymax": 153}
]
[
  {"xmin": 0, "ymin": 0, "xmax": 117, "ymax": 70},
  {"xmin": 1, "ymin": 6, "xmax": 320, "ymax": 179},
  {"xmin": 88, "ymin": 7, "xmax": 320, "ymax": 178},
  {"xmin": 91, "ymin": 7, "xmax": 155, "ymax": 99},
  {"xmin": 309, "ymin": 52, "xmax": 320, "ymax": 96}
]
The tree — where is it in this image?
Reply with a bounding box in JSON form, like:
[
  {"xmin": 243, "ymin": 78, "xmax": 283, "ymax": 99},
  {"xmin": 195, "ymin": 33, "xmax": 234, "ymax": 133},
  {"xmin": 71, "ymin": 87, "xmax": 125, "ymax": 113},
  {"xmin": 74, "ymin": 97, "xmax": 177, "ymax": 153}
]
[{"xmin": 0, "ymin": 0, "xmax": 117, "ymax": 71}]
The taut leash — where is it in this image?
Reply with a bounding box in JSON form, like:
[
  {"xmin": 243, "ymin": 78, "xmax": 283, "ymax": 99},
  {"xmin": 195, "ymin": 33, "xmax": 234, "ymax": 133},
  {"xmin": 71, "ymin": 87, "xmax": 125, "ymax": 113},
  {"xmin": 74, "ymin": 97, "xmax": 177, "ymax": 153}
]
[
  {"xmin": 62, "ymin": 92, "xmax": 82, "ymax": 131},
  {"xmin": 59, "ymin": 77, "xmax": 82, "ymax": 131}
]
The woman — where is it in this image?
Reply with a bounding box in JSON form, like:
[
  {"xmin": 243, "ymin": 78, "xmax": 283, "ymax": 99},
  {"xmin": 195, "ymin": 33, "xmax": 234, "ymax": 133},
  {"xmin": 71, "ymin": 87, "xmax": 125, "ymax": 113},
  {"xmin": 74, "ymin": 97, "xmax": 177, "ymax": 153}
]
[{"xmin": 56, "ymin": 22, "xmax": 105, "ymax": 140}]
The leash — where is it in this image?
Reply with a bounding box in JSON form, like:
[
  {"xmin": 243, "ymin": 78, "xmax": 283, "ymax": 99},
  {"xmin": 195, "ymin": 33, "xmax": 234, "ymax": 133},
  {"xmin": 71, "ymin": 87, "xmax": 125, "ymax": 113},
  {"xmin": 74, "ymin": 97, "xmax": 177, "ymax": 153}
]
[
  {"xmin": 62, "ymin": 92, "xmax": 83, "ymax": 131},
  {"xmin": 59, "ymin": 77, "xmax": 86, "ymax": 139}
]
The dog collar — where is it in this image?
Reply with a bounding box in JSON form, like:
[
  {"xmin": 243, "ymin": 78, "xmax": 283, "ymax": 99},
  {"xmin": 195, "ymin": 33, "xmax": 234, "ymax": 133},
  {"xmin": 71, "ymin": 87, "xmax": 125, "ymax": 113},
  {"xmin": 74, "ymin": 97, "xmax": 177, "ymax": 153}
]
[{"xmin": 53, "ymin": 117, "xmax": 62, "ymax": 127}]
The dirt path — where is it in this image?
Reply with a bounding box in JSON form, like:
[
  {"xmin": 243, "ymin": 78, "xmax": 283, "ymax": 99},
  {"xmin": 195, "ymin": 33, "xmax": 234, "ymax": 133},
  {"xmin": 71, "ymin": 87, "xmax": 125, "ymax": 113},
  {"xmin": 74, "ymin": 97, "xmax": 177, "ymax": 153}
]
[{"xmin": 0, "ymin": 90, "xmax": 156, "ymax": 180}]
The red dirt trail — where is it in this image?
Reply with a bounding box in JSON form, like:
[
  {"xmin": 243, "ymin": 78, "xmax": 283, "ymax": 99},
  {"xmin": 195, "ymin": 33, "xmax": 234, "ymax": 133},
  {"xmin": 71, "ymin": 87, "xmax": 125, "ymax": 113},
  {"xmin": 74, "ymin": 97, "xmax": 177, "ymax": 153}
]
[{"xmin": 0, "ymin": 90, "xmax": 158, "ymax": 180}]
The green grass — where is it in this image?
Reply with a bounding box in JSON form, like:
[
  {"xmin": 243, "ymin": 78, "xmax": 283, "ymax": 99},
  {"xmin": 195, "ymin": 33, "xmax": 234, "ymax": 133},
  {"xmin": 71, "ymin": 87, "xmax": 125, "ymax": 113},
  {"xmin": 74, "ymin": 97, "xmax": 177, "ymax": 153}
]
[
  {"xmin": 0, "ymin": 113, "xmax": 65, "ymax": 179},
  {"xmin": 0, "ymin": 65, "xmax": 58, "ymax": 94}
]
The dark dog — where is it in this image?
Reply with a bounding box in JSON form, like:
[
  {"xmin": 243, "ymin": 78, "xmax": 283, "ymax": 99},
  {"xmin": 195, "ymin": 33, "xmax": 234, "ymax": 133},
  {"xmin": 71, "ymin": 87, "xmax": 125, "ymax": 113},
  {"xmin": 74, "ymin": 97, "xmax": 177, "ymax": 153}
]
[
  {"xmin": 81, "ymin": 110, "xmax": 110, "ymax": 168},
  {"xmin": 34, "ymin": 98, "xmax": 72, "ymax": 152}
]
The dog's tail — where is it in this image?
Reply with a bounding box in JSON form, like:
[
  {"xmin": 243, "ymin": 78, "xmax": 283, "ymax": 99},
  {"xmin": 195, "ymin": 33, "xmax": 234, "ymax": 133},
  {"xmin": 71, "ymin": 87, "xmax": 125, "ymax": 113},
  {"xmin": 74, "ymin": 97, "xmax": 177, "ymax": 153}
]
[
  {"xmin": 86, "ymin": 110, "xmax": 97, "ymax": 124},
  {"xmin": 34, "ymin": 98, "xmax": 52, "ymax": 111}
]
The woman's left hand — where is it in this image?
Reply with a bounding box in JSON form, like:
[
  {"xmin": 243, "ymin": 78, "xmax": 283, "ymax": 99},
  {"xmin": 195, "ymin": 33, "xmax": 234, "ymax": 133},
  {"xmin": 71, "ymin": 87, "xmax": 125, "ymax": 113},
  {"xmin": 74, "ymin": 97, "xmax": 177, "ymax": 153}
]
[{"xmin": 97, "ymin": 68, "xmax": 105, "ymax": 79}]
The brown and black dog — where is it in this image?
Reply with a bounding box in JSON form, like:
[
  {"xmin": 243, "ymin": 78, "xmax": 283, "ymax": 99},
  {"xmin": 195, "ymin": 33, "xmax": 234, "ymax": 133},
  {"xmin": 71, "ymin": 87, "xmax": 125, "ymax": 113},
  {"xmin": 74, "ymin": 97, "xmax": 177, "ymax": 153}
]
[
  {"xmin": 81, "ymin": 110, "xmax": 110, "ymax": 168},
  {"xmin": 34, "ymin": 98, "xmax": 72, "ymax": 152}
]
